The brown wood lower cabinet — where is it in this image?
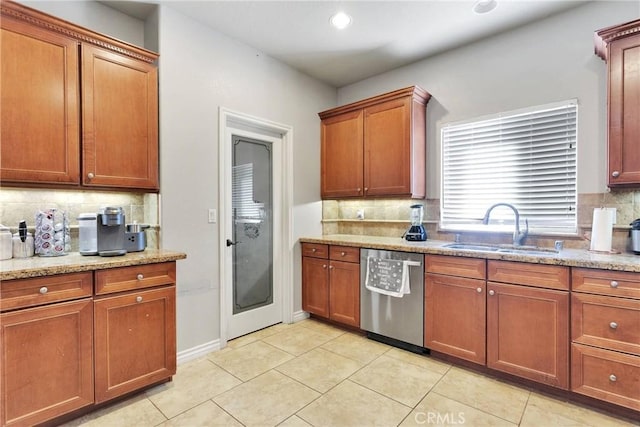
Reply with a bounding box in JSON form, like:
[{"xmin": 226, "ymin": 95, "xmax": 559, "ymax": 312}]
[
  {"xmin": 328, "ymin": 259, "xmax": 360, "ymax": 326},
  {"xmin": 0, "ymin": 299, "xmax": 94, "ymax": 427},
  {"xmin": 94, "ymin": 285, "xmax": 176, "ymax": 403}
]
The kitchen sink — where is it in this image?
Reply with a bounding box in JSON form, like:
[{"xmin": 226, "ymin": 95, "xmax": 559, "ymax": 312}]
[{"xmin": 443, "ymin": 243, "xmax": 559, "ymax": 256}]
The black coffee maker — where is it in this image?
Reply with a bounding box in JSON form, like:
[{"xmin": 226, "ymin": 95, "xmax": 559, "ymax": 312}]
[{"xmin": 405, "ymin": 204, "xmax": 427, "ymax": 241}]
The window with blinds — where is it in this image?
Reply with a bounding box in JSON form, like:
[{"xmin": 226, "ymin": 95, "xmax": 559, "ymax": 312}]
[{"xmin": 441, "ymin": 100, "xmax": 577, "ymax": 234}]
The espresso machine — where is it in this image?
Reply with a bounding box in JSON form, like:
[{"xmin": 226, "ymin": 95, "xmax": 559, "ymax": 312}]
[
  {"xmin": 96, "ymin": 207, "xmax": 127, "ymax": 256},
  {"xmin": 405, "ymin": 204, "xmax": 428, "ymax": 241}
]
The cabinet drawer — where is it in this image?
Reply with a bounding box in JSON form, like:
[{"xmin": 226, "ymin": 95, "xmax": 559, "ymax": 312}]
[
  {"xmin": 488, "ymin": 260, "xmax": 569, "ymax": 290},
  {"xmin": 95, "ymin": 262, "xmax": 176, "ymax": 295},
  {"xmin": 0, "ymin": 272, "xmax": 93, "ymax": 312},
  {"xmin": 425, "ymin": 255, "xmax": 485, "ymax": 279},
  {"xmin": 301, "ymin": 243, "xmax": 329, "ymax": 259},
  {"xmin": 571, "ymin": 343, "xmax": 640, "ymax": 411},
  {"xmin": 572, "ymin": 268, "xmax": 640, "ymax": 299},
  {"xmin": 572, "ymin": 293, "xmax": 640, "ymax": 356},
  {"xmin": 330, "ymin": 245, "xmax": 359, "ymax": 263}
]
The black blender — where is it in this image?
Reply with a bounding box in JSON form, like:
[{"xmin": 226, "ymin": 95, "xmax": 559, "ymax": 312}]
[{"xmin": 405, "ymin": 204, "xmax": 427, "ymax": 241}]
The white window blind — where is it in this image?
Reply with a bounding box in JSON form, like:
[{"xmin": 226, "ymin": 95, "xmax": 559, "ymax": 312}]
[{"xmin": 441, "ymin": 100, "xmax": 577, "ymax": 234}]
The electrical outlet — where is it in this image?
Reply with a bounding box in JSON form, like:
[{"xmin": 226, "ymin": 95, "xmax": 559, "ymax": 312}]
[
  {"xmin": 208, "ymin": 208, "xmax": 217, "ymax": 223},
  {"xmin": 356, "ymin": 209, "xmax": 365, "ymax": 220}
]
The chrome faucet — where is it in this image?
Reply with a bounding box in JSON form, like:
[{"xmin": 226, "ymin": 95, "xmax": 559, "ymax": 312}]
[{"xmin": 482, "ymin": 203, "xmax": 529, "ymax": 246}]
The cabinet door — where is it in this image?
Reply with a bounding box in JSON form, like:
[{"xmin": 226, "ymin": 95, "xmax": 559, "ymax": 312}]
[
  {"xmin": 1, "ymin": 299, "xmax": 93, "ymax": 427},
  {"xmin": 0, "ymin": 18, "xmax": 80, "ymax": 185},
  {"xmin": 608, "ymin": 34, "xmax": 640, "ymax": 186},
  {"xmin": 425, "ymin": 273, "xmax": 486, "ymax": 364},
  {"xmin": 329, "ymin": 260, "xmax": 360, "ymax": 327},
  {"xmin": 321, "ymin": 110, "xmax": 364, "ymax": 198},
  {"xmin": 487, "ymin": 282, "xmax": 569, "ymax": 389},
  {"xmin": 364, "ymin": 96, "xmax": 424, "ymax": 197},
  {"xmin": 82, "ymin": 44, "xmax": 159, "ymax": 190},
  {"xmin": 94, "ymin": 286, "xmax": 176, "ymax": 403},
  {"xmin": 302, "ymin": 256, "xmax": 330, "ymax": 318}
]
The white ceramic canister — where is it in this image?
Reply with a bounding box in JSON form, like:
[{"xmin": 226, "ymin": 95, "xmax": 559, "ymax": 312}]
[
  {"xmin": 78, "ymin": 213, "xmax": 98, "ymax": 255},
  {"xmin": 0, "ymin": 225, "xmax": 12, "ymax": 260},
  {"xmin": 12, "ymin": 232, "xmax": 34, "ymax": 258}
]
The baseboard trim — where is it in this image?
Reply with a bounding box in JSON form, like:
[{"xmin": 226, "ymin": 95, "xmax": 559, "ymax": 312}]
[
  {"xmin": 177, "ymin": 339, "xmax": 220, "ymax": 365},
  {"xmin": 293, "ymin": 310, "xmax": 309, "ymax": 323}
]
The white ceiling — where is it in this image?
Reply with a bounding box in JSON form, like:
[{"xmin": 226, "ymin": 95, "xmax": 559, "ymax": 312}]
[{"xmin": 103, "ymin": 0, "xmax": 591, "ymax": 87}]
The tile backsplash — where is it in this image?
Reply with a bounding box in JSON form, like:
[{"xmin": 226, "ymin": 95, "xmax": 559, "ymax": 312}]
[
  {"xmin": 322, "ymin": 190, "xmax": 640, "ymax": 252},
  {"xmin": 0, "ymin": 188, "xmax": 160, "ymax": 251}
]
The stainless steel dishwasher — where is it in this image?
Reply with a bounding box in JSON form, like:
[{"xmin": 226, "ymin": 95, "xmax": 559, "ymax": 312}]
[{"xmin": 360, "ymin": 248, "xmax": 425, "ymax": 352}]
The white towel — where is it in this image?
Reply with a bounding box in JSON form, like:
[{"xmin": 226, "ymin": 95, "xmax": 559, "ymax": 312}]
[{"xmin": 365, "ymin": 257, "xmax": 421, "ymax": 298}]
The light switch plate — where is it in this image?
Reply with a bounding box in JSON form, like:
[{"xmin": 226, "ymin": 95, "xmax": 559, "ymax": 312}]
[{"xmin": 208, "ymin": 208, "xmax": 217, "ymax": 223}]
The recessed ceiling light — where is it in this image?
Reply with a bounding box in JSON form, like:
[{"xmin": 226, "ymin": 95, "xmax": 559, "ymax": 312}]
[
  {"xmin": 330, "ymin": 12, "xmax": 352, "ymax": 30},
  {"xmin": 473, "ymin": 0, "xmax": 498, "ymax": 14}
]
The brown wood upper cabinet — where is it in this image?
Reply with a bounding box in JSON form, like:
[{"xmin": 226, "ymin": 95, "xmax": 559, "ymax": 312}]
[
  {"xmin": 0, "ymin": 1, "xmax": 159, "ymax": 191},
  {"xmin": 319, "ymin": 86, "xmax": 431, "ymax": 199},
  {"xmin": 595, "ymin": 19, "xmax": 640, "ymax": 187}
]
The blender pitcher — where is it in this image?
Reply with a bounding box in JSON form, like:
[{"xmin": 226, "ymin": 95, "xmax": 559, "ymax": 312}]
[{"xmin": 405, "ymin": 204, "xmax": 427, "ymax": 241}]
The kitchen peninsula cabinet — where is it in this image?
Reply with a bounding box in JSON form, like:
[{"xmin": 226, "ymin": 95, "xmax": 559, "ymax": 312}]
[
  {"xmin": 595, "ymin": 19, "xmax": 640, "ymax": 187},
  {"xmin": 571, "ymin": 268, "xmax": 640, "ymax": 410},
  {"xmin": 319, "ymin": 86, "xmax": 431, "ymax": 199},
  {"xmin": 302, "ymin": 243, "xmax": 360, "ymax": 327},
  {"xmin": 425, "ymin": 255, "xmax": 486, "ymax": 364},
  {"xmin": 487, "ymin": 261, "xmax": 570, "ymax": 389},
  {"xmin": 0, "ymin": 1, "xmax": 159, "ymax": 191}
]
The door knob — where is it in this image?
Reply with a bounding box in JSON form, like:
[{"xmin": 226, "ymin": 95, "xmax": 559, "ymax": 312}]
[{"xmin": 226, "ymin": 239, "xmax": 239, "ymax": 247}]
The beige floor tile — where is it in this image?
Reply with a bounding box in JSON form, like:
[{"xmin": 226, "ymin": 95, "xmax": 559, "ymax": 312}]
[
  {"xmin": 145, "ymin": 358, "xmax": 242, "ymax": 419},
  {"xmin": 214, "ymin": 370, "xmax": 320, "ymax": 426},
  {"xmin": 400, "ymin": 392, "xmax": 516, "ymax": 426},
  {"xmin": 276, "ymin": 347, "xmax": 362, "ymax": 393},
  {"xmin": 61, "ymin": 395, "xmax": 166, "ymax": 427},
  {"xmin": 227, "ymin": 332, "xmax": 259, "ymax": 349},
  {"xmin": 385, "ymin": 347, "xmax": 451, "ymax": 375},
  {"xmin": 432, "ymin": 367, "xmax": 530, "ymax": 423},
  {"xmin": 278, "ymin": 415, "xmax": 313, "ymax": 426},
  {"xmin": 521, "ymin": 392, "xmax": 639, "ymax": 427},
  {"xmin": 207, "ymin": 340, "xmax": 294, "ymax": 381},
  {"xmin": 159, "ymin": 400, "xmax": 242, "ymax": 426},
  {"xmin": 296, "ymin": 318, "xmax": 347, "ymax": 338},
  {"xmin": 249, "ymin": 322, "xmax": 300, "ymax": 339},
  {"xmin": 298, "ymin": 380, "xmax": 411, "ymax": 426},
  {"xmin": 263, "ymin": 325, "xmax": 337, "ymax": 355},
  {"xmin": 321, "ymin": 332, "xmax": 390, "ymax": 364},
  {"xmin": 349, "ymin": 354, "xmax": 444, "ymax": 407}
]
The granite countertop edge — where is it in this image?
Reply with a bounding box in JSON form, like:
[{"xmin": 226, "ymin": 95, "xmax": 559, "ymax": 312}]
[
  {"xmin": 0, "ymin": 249, "xmax": 187, "ymax": 281},
  {"xmin": 300, "ymin": 235, "xmax": 640, "ymax": 273}
]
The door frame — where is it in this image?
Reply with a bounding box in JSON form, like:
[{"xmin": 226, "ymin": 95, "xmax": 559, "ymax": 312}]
[{"xmin": 218, "ymin": 107, "xmax": 294, "ymax": 348}]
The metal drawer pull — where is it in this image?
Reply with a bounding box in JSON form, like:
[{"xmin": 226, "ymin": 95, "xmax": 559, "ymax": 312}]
[
  {"xmin": 476, "ymin": 287, "xmax": 482, "ymax": 293},
  {"xmin": 39, "ymin": 287, "xmax": 48, "ymax": 294},
  {"xmin": 136, "ymin": 296, "xmax": 143, "ymax": 303},
  {"xmin": 137, "ymin": 274, "xmax": 144, "ymax": 280},
  {"xmin": 609, "ymin": 374, "xmax": 617, "ymax": 382},
  {"xmin": 610, "ymin": 281, "xmax": 619, "ymax": 288},
  {"xmin": 489, "ymin": 290, "xmax": 495, "ymax": 296},
  {"xmin": 609, "ymin": 322, "xmax": 618, "ymax": 329}
]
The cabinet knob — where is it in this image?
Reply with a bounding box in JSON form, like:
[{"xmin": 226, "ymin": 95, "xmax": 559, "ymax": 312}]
[
  {"xmin": 609, "ymin": 322, "xmax": 618, "ymax": 329},
  {"xmin": 364, "ymin": 187, "xmax": 368, "ymax": 192},
  {"xmin": 136, "ymin": 296, "xmax": 143, "ymax": 303},
  {"xmin": 87, "ymin": 172, "xmax": 95, "ymax": 179},
  {"xmin": 476, "ymin": 287, "xmax": 482, "ymax": 293},
  {"xmin": 322, "ymin": 264, "xmax": 327, "ymax": 269},
  {"xmin": 329, "ymin": 265, "xmax": 334, "ymax": 269},
  {"xmin": 341, "ymin": 251, "xmax": 346, "ymax": 256},
  {"xmin": 357, "ymin": 188, "xmax": 362, "ymax": 193},
  {"xmin": 311, "ymin": 248, "xmax": 317, "ymax": 252},
  {"xmin": 137, "ymin": 274, "xmax": 144, "ymax": 280},
  {"xmin": 39, "ymin": 287, "xmax": 48, "ymax": 294},
  {"xmin": 611, "ymin": 171, "xmax": 620, "ymax": 178},
  {"xmin": 489, "ymin": 290, "xmax": 495, "ymax": 296},
  {"xmin": 609, "ymin": 374, "xmax": 617, "ymax": 382},
  {"xmin": 610, "ymin": 281, "xmax": 619, "ymax": 288}
]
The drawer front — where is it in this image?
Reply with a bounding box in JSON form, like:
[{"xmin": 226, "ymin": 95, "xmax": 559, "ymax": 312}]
[
  {"xmin": 329, "ymin": 245, "xmax": 359, "ymax": 263},
  {"xmin": 301, "ymin": 243, "xmax": 329, "ymax": 259},
  {"xmin": 488, "ymin": 260, "xmax": 569, "ymax": 290},
  {"xmin": 572, "ymin": 293, "xmax": 640, "ymax": 356},
  {"xmin": 95, "ymin": 262, "xmax": 176, "ymax": 295},
  {"xmin": 0, "ymin": 272, "xmax": 93, "ymax": 311},
  {"xmin": 425, "ymin": 255, "xmax": 485, "ymax": 279},
  {"xmin": 571, "ymin": 343, "xmax": 640, "ymax": 411},
  {"xmin": 572, "ymin": 268, "xmax": 640, "ymax": 299}
]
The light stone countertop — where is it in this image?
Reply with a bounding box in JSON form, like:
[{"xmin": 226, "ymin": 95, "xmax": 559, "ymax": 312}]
[
  {"xmin": 0, "ymin": 249, "xmax": 187, "ymax": 281},
  {"xmin": 300, "ymin": 235, "xmax": 640, "ymax": 273}
]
